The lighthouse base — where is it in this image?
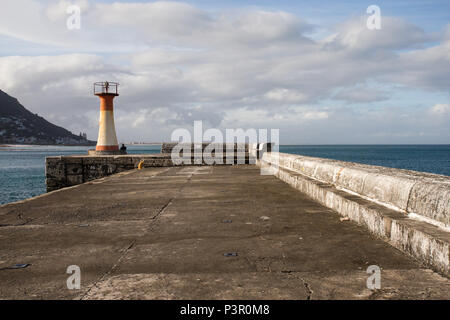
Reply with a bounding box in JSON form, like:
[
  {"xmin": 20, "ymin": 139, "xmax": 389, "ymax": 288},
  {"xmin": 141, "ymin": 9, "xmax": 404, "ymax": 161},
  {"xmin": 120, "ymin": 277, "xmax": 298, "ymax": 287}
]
[{"xmin": 88, "ymin": 149, "xmax": 127, "ymax": 156}]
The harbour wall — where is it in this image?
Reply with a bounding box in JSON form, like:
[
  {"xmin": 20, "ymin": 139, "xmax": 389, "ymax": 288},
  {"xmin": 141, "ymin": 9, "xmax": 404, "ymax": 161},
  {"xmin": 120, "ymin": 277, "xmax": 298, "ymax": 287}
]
[
  {"xmin": 255, "ymin": 150, "xmax": 450, "ymax": 275},
  {"xmin": 45, "ymin": 143, "xmax": 254, "ymax": 192}
]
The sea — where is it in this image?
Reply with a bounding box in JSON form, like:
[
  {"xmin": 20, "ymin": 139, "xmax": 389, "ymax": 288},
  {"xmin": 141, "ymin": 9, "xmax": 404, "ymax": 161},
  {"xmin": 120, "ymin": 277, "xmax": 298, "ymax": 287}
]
[{"xmin": 0, "ymin": 144, "xmax": 449, "ymax": 205}]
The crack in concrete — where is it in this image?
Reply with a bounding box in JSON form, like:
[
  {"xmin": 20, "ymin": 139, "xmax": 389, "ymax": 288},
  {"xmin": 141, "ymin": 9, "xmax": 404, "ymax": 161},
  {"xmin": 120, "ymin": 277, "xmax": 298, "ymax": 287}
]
[
  {"xmin": 367, "ymin": 288, "xmax": 399, "ymax": 300},
  {"xmin": 301, "ymin": 278, "xmax": 313, "ymax": 300},
  {"xmin": 148, "ymin": 173, "xmax": 194, "ymax": 226},
  {"xmin": 80, "ymin": 240, "xmax": 136, "ymax": 300},
  {"xmin": 80, "ymin": 169, "xmax": 196, "ymax": 300},
  {"xmin": 0, "ymin": 220, "xmax": 31, "ymax": 227},
  {"xmin": 151, "ymin": 199, "xmax": 173, "ymax": 220},
  {"xmin": 283, "ymin": 272, "xmax": 313, "ymax": 300}
]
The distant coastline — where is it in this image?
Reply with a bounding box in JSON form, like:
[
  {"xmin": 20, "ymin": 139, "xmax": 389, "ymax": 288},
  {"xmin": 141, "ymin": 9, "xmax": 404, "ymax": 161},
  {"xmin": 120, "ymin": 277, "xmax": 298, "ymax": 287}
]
[
  {"xmin": 0, "ymin": 143, "xmax": 95, "ymax": 147},
  {"xmin": 0, "ymin": 143, "xmax": 162, "ymax": 148},
  {"xmin": 0, "ymin": 143, "xmax": 162, "ymax": 150}
]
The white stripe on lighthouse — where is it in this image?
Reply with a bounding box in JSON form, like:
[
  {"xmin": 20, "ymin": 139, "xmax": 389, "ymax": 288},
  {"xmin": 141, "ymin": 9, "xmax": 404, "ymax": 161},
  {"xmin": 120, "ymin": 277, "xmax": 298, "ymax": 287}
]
[{"xmin": 96, "ymin": 109, "xmax": 119, "ymax": 150}]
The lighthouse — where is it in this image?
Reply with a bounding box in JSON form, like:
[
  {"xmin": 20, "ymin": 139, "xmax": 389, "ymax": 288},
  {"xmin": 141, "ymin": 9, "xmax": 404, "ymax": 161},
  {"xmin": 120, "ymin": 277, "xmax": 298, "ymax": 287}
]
[{"xmin": 89, "ymin": 81, "xmax": 125, "ymax": 155}]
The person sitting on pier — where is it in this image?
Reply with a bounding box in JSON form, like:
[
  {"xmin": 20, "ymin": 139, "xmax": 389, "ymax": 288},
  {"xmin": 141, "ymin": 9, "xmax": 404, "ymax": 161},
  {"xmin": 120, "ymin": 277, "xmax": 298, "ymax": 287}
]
[{"xmin": 120, "ymin": 143, "xmax": 127, "ymax": 153}]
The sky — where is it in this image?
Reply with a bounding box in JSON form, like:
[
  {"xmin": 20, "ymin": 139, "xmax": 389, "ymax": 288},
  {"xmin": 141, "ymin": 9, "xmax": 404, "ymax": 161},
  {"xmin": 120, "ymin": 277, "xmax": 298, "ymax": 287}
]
[{"xmin": 0, "ymin": 0, "xmax": 449, "ymax": 144}]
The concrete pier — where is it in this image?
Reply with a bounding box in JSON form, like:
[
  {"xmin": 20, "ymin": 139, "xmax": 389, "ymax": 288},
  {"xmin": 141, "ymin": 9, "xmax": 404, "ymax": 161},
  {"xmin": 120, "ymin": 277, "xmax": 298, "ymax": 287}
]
[
  {"xmin": 45, "ymin": 143, "xmax": 254, "ymax": 191},
  {"xmin": 0, "ymin": 165, "xmax": 449, "ymax": 299},
  {"xmin": 258, "ymin": 152, "xmax": 450, "ymax": 275}
]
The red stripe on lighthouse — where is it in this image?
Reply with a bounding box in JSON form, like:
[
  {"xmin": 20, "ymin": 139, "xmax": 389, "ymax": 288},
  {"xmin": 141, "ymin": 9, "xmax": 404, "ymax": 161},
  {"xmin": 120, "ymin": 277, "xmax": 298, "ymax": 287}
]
[
  {"xmin": 96, "ymin": 145, "xmax": 119, "ymax": 151},
  {"xmin": 99, "ymin": 95, "xmax": 115, "ymax": 111}
]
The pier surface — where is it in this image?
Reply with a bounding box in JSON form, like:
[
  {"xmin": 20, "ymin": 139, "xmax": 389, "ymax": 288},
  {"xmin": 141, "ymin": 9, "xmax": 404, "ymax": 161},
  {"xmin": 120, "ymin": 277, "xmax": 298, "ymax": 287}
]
[{"xmin": 0, "ymin": 165, "xmax": 448, "ymax": 299}]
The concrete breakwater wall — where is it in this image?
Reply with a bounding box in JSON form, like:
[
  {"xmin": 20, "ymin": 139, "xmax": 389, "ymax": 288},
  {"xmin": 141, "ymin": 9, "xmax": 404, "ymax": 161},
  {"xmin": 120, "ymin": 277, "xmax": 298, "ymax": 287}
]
[
  {"xmin": 259, "ymin": 152, "xmax": 450, "ymax": 227},
  {"xmin": 256, "ymin": 151, "xmax": 450, "ymax": 275},
  {"xmin": 45, "ymin": 143, "xmax": 254, "ymax": 192},
  {"xmin": 46, "ymin": 154, "xmax": 171, "ymax": 192}
]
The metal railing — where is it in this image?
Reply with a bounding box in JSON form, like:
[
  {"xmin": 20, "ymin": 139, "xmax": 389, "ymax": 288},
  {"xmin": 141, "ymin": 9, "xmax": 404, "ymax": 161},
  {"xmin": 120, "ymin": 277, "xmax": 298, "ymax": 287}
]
[{"xmin": 94, "ymin": 82, "xmax": 119, "ymax": 95}]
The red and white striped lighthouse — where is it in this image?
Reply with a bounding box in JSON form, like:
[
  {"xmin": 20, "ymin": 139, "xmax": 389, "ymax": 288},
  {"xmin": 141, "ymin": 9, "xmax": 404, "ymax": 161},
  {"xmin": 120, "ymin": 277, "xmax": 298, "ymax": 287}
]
[{"xmin": 90, "ymin": 82, "xmax": 124, "ymax": 155}]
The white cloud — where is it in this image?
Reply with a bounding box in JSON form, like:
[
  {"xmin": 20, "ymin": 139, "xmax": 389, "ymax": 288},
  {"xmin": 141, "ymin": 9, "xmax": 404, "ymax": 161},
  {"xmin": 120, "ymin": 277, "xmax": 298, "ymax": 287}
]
[
  {"xmin": 264, "ymin": 88, "xmax": 308, "ymax": 103},
  {"xmin": 430, "ymin": 104, "xmax": 450, "ymax": 116},
  {"xmin": 0, "ymin": 54, "xmax": 117, "ymax": 97},
  {"xmin": 303, "ymin": 111, "xmax": 329, "ymax": 120},
  {"xmin": 0, "ymin": 1, "xmax": 448, "ymax": 143},
  {"xmin": 334, "ymin": 87, "xmax": 389, "ymax": 103},
  {"xmin": 323, "ymin": 17, "xmax": 432, "ymax": 52}
]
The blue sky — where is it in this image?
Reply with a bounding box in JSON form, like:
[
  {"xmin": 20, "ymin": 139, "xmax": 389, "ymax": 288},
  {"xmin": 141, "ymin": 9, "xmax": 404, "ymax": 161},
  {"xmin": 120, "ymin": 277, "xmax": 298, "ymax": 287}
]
[
  {"xmin": 96, "ymin": 0, "xmax": 450, "ymax": 31},
  {"xmin": 0, "ymin": 0, "xmax": 449, "ymax": 144},
  {"xmin": 3, "ymin": 0, "xmax": 449, "ymax": 54}
]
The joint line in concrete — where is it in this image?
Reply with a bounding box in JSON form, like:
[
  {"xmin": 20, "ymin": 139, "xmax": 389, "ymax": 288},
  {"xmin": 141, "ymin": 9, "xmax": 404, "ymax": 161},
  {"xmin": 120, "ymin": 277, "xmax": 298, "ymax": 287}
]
[{"xmin": 80, "ymin": 241, "xmax": 136, "ymax": 300}]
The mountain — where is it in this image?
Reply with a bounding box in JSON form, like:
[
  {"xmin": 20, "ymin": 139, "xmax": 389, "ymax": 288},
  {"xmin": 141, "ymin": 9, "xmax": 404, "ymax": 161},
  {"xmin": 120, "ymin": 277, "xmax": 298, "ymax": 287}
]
[{"xmin": 0, "ymin": 89, "xmax": 95, "ymax": 145}]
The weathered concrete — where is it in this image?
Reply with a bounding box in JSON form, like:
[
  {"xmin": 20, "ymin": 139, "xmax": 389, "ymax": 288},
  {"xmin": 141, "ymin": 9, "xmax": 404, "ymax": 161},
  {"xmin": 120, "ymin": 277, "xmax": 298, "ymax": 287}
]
[
  {"xmin": 87, "ymin": 149, "xmax": 127, "ymax": 156},
  {"xmin": 46, "ymin": 154, "xmax": 172, "ymax": 192},
  {"xmin": 46, "ymin": 154, "xmax": 253, "ymax": 192},
  {"xmin": 259, "ymin": 152, "xmax": 450, "ymax": 226},
  {"xmin": 46, "ymin": 143, "xmax": 254, "ymax": 192},
  {"xmin": 257, "ymin": 152, "xmax": 450, "ymax": 275},
  {"xmin": 0, "ymin": 166, "xmax": 448, "ymax": 299}
]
